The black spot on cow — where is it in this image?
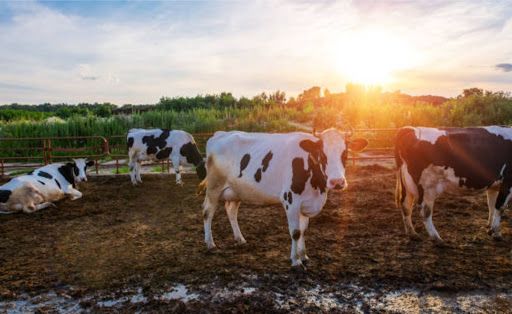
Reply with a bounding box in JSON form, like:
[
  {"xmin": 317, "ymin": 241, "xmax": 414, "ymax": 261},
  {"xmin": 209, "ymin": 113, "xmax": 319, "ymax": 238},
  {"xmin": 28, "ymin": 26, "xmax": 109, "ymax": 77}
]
[
  {"xmin": 239, "ymin": 154, "xmax": 251, "ymax": 177},
  {"xmin": 180, "ymin": 142, "xmax": 206, "ymax": 180},
  {"xmin": 292, "ymin": 229, "xmax": 301, "ymax": 240},
  {"xmin": 55, "ymin": 179, "xmax": 61, "ymax": 189},
  {"xmin": 262, "ymin": 151, "xmax": 273, "ymax": 172},
  {"xmin": 38, "ymin": 171, "xmax": 53, "ymax": 179},
  {"xmin": 288, "ymin": 192, "xmax": 293, "ymax": 204},
  {"xmin": 37, "ymin": 180, "xmax": 46, "ymax": 185},
  {"xmin": 417, "ymin": 184, "xmax": 424, "ymax": 204},
  {"xmin": 58, "ymin": 163, "xmax": 77, "ymax": 188},
  {"xmin": 254, "ymin": 168, "xmax": 262, "ymax": 182},
  {"xmin": 283, "ymin": 192, "xmax": 288, "ymax": 201},
  {"xmin": 73, "ymin": 166, "xmax": 79, "ymax": 177},
  {"xmin": 156, "ymin": 147, "xmax": 172, "ymax": 160},
  {"xmin": 0, "ymin": 190, "xmax": 12, "ymax": 203},
  {"xmin": 286, "ymin": 204, "xmax": 288, "ymax": 210},
  {"xmin": 143, "ymin": 129, "xmax": 170, "ymax": 155},
  {"xmin": 127, "ymin": 137, "xmax": 134, "ymax": 149},
  {"xmin": 308, "ymin": 155, "xmax": 327, "ymax": 193},
  {"xmin": 291, "ymin": 158, "xmax": 309, "ymax": 194},
  {"xmin": 290, "ymin": 139, "xmax": 328, "ymax": 194}
]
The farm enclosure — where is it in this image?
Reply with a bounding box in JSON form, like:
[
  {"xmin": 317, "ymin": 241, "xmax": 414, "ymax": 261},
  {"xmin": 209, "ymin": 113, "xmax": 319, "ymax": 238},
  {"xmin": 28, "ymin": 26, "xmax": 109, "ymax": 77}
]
[{"xmin": 0, "ymin": 165, "xmax": 511, "ymax": 312}]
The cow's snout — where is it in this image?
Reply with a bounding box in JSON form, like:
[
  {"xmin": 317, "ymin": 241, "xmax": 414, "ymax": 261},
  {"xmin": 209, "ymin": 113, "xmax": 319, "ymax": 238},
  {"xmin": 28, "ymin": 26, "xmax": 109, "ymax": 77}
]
[{"xmin": 329, "ymin": 178, "xmax": 347, "ymax": 190}]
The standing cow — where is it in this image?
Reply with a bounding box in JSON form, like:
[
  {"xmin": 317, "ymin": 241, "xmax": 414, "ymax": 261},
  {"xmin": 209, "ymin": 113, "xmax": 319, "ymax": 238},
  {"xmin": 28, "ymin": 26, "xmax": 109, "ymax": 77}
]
[
  {"xmin": 395, "ymin": 126, "xmax": 512, "ymax": 242},
  {"xmin": 0, "ymin": 158, "xmax": 94, "ymax": 213},
  {"xmin": 201, "ymin": 129, "xmax": 368, "ymax": 268},
  {"xmin": 127, "ymin": 129, "xmax": 206, "ymax": 185}
]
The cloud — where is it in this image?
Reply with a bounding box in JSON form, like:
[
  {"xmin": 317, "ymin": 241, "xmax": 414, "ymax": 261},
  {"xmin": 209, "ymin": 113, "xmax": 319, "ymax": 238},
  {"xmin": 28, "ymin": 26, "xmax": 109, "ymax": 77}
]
[
  {"xmin": 0, "ymin": 0, "xmax": 511, "ymax": 104},
  {"xmin": 496, "ymin": 63, "xmax": 512, "ymax": 72}
]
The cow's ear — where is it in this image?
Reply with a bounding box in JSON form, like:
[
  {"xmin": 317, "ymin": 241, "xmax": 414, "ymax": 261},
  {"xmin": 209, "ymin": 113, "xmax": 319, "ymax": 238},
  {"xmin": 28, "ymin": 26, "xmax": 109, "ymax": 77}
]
[
  {"xmin": 348, "ymin": 138, "xmax": 368, "ymax": 152},
  {"xmin": 86, "ymin": 160, "xmax": 95, "ymax": 167},
  {"xmin": 300, "ymin": 139, "xmax": 322, "ymax": 153}
]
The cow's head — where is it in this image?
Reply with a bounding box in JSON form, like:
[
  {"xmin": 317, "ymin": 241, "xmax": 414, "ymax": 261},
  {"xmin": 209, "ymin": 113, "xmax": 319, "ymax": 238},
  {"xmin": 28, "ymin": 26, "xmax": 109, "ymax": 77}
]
[
  {"xmin": 69, "ymin": 158, "xmax": 95, "ymax": 183},
  {"xmin": 300, "ymin": 128, "xmax": 368, "ymax": 190}
]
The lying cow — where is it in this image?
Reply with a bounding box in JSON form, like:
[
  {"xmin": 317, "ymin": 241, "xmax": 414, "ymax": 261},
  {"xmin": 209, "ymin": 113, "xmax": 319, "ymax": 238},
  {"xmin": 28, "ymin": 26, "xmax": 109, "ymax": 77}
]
[
  {"xmin": 127, "ymin": 128, "xmax": 206, "ymax": 185},
  {"xmin": 201, "ymin": 129, "xmax": 368, "ymax": 268},
  {"xmin": 395, "ymin": 126, "xmax": 512, "ymax": 242},
  {"xmin": 0, "ymin": 158, "xmax": 94, "ymax": 213}
]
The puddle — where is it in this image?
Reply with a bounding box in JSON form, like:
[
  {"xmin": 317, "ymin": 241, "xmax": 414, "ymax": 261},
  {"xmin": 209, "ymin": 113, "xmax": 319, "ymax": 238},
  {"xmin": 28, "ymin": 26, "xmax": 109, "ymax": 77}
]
[{"xmin": 1, "ymin": 281, "xmax": 511, "ymax": 313}]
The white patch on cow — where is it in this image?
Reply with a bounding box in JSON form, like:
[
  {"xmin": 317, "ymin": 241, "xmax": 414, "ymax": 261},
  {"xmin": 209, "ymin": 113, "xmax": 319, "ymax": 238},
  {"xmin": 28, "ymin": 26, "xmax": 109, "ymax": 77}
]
[
  {"xmin": 413, "ymin": 127, "xmax": 447, "ymax": 144},
  {"xmin": 419, "ymin": 164, "xmax": 470, "ymax": 195},
  {"xmin": 483, "ymin": 126, "xmax": 512, "ymax": 141}
]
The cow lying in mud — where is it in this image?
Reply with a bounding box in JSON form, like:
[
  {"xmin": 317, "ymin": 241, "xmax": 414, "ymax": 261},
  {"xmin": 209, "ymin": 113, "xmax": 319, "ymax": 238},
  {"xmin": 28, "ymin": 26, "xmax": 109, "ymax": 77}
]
[
  {"xmin": 127, "ymin": 129, "xmax": 206, "ymax": 185},
  {"xmin": 395, "ymin": 126, "xmax": 512, "ymax": 242},
  {"xmin": 0, "ymin": 159, "xmax": 94, "ymax": 213},
  {"xmin": 201, "ymin": 129, "xmax": 368, "ymax": 268}
]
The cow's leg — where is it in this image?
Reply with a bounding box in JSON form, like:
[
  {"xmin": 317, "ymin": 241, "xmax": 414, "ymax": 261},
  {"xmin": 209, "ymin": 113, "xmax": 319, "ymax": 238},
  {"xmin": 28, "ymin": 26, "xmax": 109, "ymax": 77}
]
[
  {"xmin": 399, "ymin": 166, "xmax": 419, "ymax": 239},
  {"xmin": 401, "ymin": 192, "xmax": 419, "ymax": 239},
  {"xmin": 35, "ymin": 202, "xmax": 57, "ymax": 210},
  {"xmin": 171, "ymin": 155, "xmax": 183, "ymax": 185},
  {"xmin": 285, "ymin": 204, "xmax": 304, "ymax": 268},
  {"xmin": 65, "ymin": 188, "xmax": 83, "ymax": 201},
  {"xmin": 489, "ymin": 182, "xmax": 512, "ymax": 239},
  {"xmin": 203, "ymin": 193, "xmax": 220, "ymax": 250},
  {"xmin": 486, "ymin": 189, "xmax": 499, "ymax": 228},
  {"xmin": 420, "ymin": 190, "xmax": 443, "ymax": 243},
  {"xmin": 297, "ymin": 213, "xmax": 310, "ymax": 264},
  {"xmin": 135, "ymin": 161, "xmax": 143, "ymax": 183},
  {"xmin": 225, "ymin": 201, "xmax": 246, "ymax": 245}
]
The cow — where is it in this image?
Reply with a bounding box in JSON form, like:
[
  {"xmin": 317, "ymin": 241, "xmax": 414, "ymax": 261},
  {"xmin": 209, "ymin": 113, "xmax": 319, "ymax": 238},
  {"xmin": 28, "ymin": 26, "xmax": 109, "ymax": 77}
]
[
  {"xmin": 201, "ymin": 129, "xmax": 368, "ymax": 268},
  {"xmin": 0, "ymin": 158, "xmax": 94, "ymax": 213},
  {"xmin": 395, "ymin": 126, "xmax": 512, "ymax": 242},
  {"xmin": 127, "ymin": 129, "xmax": 206, "ymax": 185}
]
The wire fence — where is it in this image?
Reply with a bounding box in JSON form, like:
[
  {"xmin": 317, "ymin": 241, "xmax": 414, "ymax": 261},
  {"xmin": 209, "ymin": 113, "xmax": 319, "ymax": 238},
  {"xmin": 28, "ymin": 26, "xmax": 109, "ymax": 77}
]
[{"xmin": 0, "ymin": 129, "xmax": 398, "ymax": 177}]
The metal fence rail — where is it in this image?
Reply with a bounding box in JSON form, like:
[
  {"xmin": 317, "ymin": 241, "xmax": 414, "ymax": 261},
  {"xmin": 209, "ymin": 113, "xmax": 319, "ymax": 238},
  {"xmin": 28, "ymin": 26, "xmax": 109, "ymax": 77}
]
[{"xmin": 0, "ymin": 129, "xmax": 398, "ymax": 177}]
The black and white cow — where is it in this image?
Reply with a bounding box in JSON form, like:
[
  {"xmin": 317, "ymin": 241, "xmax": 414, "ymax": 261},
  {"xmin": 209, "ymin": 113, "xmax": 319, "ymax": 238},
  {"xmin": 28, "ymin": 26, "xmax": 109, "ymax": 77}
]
[
  {"xmin": 201, "ymin": 129, "xmax": 368, "ymax": 268},
  {"xmin": 395, "ymin": 126, "xmax": 512, "ymax": 242},
  {"xmin": 127, "ymin": 129, "xmax": 206, "ymax": 185},
  {"xmin": 0, "ymin": 158, "xmax": 94, "ymax": 213}
]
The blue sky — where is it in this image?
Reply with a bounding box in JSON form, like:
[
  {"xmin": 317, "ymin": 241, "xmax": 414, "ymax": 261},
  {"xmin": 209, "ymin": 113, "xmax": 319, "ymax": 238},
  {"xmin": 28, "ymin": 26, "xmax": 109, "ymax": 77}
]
[{"xmin": 0, "ymin": 0, "xmax": 511, "ymax": 104}]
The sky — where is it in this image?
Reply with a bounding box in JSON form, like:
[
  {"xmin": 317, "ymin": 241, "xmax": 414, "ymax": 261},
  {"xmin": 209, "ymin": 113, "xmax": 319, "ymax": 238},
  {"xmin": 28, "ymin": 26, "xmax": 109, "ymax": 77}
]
[{"xmin": 0, "ymin": 0, "xmax": 511, "ymax": 105}]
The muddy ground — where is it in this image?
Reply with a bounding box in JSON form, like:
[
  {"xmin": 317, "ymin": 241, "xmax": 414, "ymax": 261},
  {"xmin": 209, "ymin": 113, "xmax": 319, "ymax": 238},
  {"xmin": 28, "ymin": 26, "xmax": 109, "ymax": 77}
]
[{"xmin": 0, "ymin": 165, "xmax": 511, "ymax": 313}]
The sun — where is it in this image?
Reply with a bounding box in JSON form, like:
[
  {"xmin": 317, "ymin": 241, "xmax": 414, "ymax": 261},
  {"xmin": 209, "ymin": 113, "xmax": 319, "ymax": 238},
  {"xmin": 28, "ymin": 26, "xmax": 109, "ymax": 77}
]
[{"xmin": 334, "ymin": 29, "xmax": 416, "ymax": 86}]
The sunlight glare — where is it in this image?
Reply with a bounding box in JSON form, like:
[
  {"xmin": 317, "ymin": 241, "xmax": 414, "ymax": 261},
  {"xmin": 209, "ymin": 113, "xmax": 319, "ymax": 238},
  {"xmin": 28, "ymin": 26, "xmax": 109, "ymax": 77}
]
[{"xmin": 334, "ymin": 29, "xmax": 416, "ymax": 85}]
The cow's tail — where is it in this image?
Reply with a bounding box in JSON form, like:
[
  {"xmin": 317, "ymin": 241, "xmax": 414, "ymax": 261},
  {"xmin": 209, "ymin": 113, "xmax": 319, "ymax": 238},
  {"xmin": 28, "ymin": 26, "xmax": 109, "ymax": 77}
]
[
  {"xmin": 394, "ymin": 127, "xmax": 406, "ymax": 210},
  {"xmin": 196, "ymin": 178, "xmax": 208, "ymax": 196},
  {"xmin": 395, "ymin": 165, "xmax": 404, "ymax": 209}
]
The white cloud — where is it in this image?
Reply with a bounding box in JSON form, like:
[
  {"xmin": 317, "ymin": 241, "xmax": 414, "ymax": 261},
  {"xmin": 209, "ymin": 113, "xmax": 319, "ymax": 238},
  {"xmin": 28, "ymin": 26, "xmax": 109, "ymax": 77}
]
[{"xmin": 0, "ymin": 0, "xmax": 511, "ymax": 104}]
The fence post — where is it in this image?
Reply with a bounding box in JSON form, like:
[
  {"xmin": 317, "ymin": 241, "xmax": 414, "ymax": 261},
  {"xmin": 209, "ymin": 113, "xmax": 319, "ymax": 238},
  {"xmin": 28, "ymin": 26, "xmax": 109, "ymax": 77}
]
[
  {"xmin": 0, "ymin": 159, "xmax": 4, "ymax": 177},
  {"xmin": 47, "ymin": 139, "xmax": 52, "ymax": 164},
  {"xmin": 43, "ymin": 139, "xmax": 47, "ymax": 165},
  {"xmin": 95, "ymin": 159, "xmax": 99, "ymax": 175},
  {"xmin": 115, "ymin": 159, "xmax": 119, "ymax": 175}
]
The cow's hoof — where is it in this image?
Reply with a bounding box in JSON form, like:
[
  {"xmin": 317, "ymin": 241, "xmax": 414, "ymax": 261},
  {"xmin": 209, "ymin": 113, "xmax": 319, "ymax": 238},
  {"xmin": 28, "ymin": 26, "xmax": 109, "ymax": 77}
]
[
  {"xmin": 433, "ymin": 238, "xmax": 447, "ymax": 247},
  {"xmin": 206, "ymin": 243, "xmax": 217, "ymax": 251},
  {"xmin": 291, "ymin": 263, "xmax": 307, "ymax": 273},
  {"xmin": 49, "ymin": 203, "xmax": 57, "ymax": 209},
  {"xmin": 492, "ymin": 233, "xmax": 503, "ymax": 241},
  {"xmin": 176, "ymin": 182, "xmax": 184, "ymax": 187},
  {"xmin": 234, "ymin": 238, "xmax": 247, "ymax": 246},
  {"xmin": 408, "ymin": 233, "xmax": 422, "ymax": 241}
]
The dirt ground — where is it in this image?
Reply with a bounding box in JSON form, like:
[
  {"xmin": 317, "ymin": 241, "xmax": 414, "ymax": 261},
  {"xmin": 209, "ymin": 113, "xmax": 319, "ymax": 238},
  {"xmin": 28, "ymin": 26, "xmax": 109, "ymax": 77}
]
[{"xmin": 0, "ymin": 164, "xmax": 511, "ymax": 313}]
